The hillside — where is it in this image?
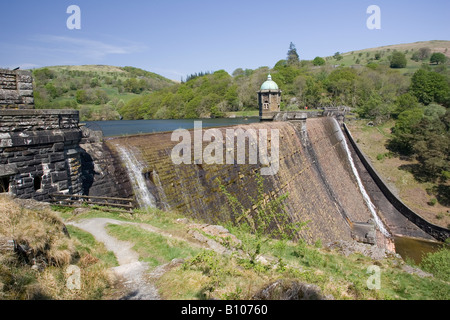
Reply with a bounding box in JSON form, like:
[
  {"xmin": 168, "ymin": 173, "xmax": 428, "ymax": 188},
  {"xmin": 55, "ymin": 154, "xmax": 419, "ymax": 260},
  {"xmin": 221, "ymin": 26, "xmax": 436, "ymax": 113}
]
[
  {"xmin": 29, "ymin": 40, "xmax": 449, "ymax": 121},
  {"xmin": 325, "ymin": 40, "xmax": 450, "ymax": 75},
  {"xmin": 32, "ymin": 65, "xmax": 175, "ymax": 121},
  {"xmin": 119, "ymin": 40, "xmax": 449, "ymax": 120}
]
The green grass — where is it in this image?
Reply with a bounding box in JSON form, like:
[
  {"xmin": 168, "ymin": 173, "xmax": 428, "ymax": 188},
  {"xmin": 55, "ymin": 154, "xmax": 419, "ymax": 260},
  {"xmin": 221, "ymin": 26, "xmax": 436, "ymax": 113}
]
[
  {"xmin": 159, "ymin": 235, "xmax": 450, "ymax": 300},
  {"xmin": 67, "ymin": 225, "xmax": 118, "ymax": 268},
  {"xmin": 106, "ymin": 224, "xmax": 201, "ymax": 268},
  {"xmin": 225, "ymin": 110, "xmax": 259, "ymax": 118},
  {"xmin": 50, "ymin": 205, "xmax": 450, "ymax": 300}
]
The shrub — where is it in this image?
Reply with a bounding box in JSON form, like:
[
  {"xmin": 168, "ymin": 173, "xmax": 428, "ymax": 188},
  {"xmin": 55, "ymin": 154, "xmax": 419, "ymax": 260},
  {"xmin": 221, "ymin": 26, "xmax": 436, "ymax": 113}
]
[
  {"xmin": 420, "ymin": 247, "xmax": 450, "ymax": 281},
  {"xmin": 390, "ymin": 51, "xmax": 407, "ymax": 68}
]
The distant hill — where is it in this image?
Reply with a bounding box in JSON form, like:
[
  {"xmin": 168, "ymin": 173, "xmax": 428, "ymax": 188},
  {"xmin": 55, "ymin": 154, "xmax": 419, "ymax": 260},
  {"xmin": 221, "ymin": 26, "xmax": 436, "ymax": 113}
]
[
  {"xmin": 32, "ymin": 65, "xmax": 175, "ymax": 121},
  {"xmin": 325, "ymin": 40, "xmax": 450, "ymax": 75}
]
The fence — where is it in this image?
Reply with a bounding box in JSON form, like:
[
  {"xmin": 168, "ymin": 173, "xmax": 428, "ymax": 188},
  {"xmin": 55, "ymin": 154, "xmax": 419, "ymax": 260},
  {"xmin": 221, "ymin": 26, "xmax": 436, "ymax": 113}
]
[{"xmin": 50, "ymin": 193, "xmax": 136, "ymax": 213}]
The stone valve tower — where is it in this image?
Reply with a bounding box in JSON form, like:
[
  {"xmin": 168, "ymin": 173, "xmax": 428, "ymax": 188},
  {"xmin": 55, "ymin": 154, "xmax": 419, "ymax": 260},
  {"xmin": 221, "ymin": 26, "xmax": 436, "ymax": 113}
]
[{"xmin": 258, "ymin": 74, "xmax": 281, "ymax": 121}]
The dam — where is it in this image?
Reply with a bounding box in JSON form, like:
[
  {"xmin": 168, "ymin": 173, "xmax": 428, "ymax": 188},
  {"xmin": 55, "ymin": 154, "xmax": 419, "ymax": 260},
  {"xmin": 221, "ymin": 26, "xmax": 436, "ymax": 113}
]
[
  {"xmin": 1, "ymin": 68, "xmax": 448, "ymax": 252},
  {"xmin": 103, "ymin": 116, "xmax": 448, "ymax": 248}
]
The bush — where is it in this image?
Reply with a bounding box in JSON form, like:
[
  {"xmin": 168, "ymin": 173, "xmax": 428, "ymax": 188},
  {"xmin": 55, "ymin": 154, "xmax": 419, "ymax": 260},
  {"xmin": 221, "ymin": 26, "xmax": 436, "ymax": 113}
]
[
  {"xmin": 390, "ymin": 51, "xmax": 407, "ymax": 68},
  {"xmin": 420, "ymin": 247, "xmax": 450, "ymax": 281},
  {"xmin": 313, "ymin": 57, "xmax": 326, "ymax": 66}
]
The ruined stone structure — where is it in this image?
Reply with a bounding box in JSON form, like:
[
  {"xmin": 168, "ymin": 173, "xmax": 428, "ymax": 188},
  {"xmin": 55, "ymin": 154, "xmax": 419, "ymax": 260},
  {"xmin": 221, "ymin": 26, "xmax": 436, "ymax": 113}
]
[
  {"xmin": 258, "ymin": 74, "xmax": 281, "ymax": 121},
  {"xmin": 0, "ymin": 69, "xmax": 34, "ymax": 109}
]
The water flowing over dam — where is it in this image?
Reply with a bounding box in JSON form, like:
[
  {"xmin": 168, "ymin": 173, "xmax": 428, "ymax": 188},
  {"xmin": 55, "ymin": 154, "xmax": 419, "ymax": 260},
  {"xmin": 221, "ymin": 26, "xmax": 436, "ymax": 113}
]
[{"xmin": 106, "ymin": 117, "xmax": 445, "ymax": 247}]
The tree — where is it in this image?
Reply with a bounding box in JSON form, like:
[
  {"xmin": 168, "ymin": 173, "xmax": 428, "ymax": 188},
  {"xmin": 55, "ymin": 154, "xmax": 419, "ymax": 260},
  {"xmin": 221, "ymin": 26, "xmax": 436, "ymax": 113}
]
[
  {"xmin": 410, "ymin": 69, "xmax": 450, "ymax": 105},
  {"xmin": 418, "ymin": 47, "xmax": 431, "ymax": 60},
  {"xmin": 232, "ymin": 68, "xmax": 245, "ymax": 77},
  {"xmin": 287, "ymin": 42, "xmax": 300, "ymax": 66},
  {"xmin": 389, "ymin": 107, "xmax": 424, "ymax": 154},
  {"xmin": 313, "ymin": 57, "xmax": 326, "ymax": 66},
  {"xmin": 390, "ymin": 51, "xmax": 407, "ymax": 68},
  {"xmin": 394, "ymin": 93, "xmax": 420, "ymax": 117},
  {"xmin": 411, "ymin": 51, "xmax": 421, "ymax": 62},
  {"xmin": 411, "ymin": 110, "xmax": 449, "ymax": 179},
  {"xmin": 90, "ymin": 77, "xmax": 100, "ymax": 88},
  {"xmin": 334, "ymin": 52, "xmax": 343, "ymax": 61},
  {"xmin": 44, "ymin": 82, "xmax": 59, "ymax": 99},
  {"xmin": 430, "ymin": 52, "xmax": 447, "ymax": 65},
  {"xmin": 76, "ymin": 90, "xmax": 88, "ymax": 104}
]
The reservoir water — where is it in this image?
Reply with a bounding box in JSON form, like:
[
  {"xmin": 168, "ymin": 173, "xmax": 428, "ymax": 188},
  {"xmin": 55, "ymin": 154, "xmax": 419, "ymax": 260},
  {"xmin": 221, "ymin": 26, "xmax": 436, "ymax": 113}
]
[
  {"xmin": 394, "ymin": 236, "xmax": 445, "ymax": 265},
  {"xmin": 83, "ymin": 117, "xmax": 260, "ymax": 137}
]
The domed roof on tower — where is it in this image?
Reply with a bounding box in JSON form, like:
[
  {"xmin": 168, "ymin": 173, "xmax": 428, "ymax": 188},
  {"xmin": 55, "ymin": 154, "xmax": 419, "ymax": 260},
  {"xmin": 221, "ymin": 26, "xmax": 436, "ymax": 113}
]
[{"xmin": 260, "ymin": 74, "xmax": 279, "ymax": 90}]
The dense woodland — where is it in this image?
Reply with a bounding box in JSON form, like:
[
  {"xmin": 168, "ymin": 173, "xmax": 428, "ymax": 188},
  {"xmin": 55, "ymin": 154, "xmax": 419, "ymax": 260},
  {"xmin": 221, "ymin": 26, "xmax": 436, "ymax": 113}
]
[
  {"xmin": 32, "ymin": 65, "xmax": 174, "ymax": 121},
  {"xmin": 32, "ymin": 42, "xmax": 450, "ymax": 185}
]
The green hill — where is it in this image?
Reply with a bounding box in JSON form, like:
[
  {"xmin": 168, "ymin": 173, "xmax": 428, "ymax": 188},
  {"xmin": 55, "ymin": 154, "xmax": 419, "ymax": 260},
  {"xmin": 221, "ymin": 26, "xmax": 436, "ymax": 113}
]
[
  {"xmin": 119, "ymin": 40, "xmax": 449, "ymax": 121},
  {"xmin": 325, "ymin": 40, "xmax": 450, "ymax": 75},
  {"xmin": 29, "ymin": 40, "xmax": 449, "ymax": 122},
  {"xmin": 32, "ymin": 65, "xmax": 175, "ymax": 121}
]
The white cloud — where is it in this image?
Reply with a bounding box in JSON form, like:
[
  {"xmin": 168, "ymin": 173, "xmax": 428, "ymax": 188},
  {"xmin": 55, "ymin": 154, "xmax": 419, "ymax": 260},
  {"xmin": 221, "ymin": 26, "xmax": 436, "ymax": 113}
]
[{"xmin": 31, "ymin": 34, "xmax": 147, "ymax": 60}]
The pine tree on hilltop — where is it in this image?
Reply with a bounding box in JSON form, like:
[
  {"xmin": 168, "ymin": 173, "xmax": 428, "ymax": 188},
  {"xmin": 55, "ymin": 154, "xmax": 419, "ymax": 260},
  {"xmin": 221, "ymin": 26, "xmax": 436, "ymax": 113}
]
[{"xmin": 287, "ymin": 42, "xmax": 300, "ymax": 66}]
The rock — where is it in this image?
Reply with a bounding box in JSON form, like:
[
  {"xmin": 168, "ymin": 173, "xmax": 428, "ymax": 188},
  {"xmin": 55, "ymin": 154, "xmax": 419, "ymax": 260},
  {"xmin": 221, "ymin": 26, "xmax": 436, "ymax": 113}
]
[
  {"xmin": 326, "ymin": 240, "xmax": 401, "ymax": 260},
  {"xmin": 186, "ymin": 223, "xmax": 242, "ymax": 254},
  {"xmin": 0, "ymin": 238, "xmax": 15, "ymax": 253},
  {"xmin": 73, "ymin": 207, "xmax": 90, "ymax": 215},
  {"xmin": 175, "ymin": 218, "xmax": 189, "ymax": 224},
  {"xmin": 255, "ymin": 255, "xmax": 276, "ymax": 266},
  {"xmin": 253, "ymin": 279, "xmax": 329, "ymax": 300},
  {"xmin": 401, "ymin": 265, "xmax": 433, "ymax": 278}
]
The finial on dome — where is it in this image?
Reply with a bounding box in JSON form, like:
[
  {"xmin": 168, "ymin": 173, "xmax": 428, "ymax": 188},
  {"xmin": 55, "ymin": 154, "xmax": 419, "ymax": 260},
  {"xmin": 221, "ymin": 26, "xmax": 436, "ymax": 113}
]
[{"xmin": 267, "ymin": 74, "xmax": 272, "ymax": 81}]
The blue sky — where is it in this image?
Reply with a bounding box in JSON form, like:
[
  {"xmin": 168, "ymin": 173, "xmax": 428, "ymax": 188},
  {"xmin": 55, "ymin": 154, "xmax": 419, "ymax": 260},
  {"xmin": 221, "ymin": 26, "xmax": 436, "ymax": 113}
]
[{"xmin": 0, "ymin": 0, "xmax": 449, "ymax": 80}]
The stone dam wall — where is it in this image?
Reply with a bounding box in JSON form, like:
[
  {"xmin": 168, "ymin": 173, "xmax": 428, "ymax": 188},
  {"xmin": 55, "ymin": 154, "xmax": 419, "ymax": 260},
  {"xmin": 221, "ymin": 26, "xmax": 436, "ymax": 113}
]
[{"xmin": 106, "ymin": 117, "xmax": 383, "ymax": 245}]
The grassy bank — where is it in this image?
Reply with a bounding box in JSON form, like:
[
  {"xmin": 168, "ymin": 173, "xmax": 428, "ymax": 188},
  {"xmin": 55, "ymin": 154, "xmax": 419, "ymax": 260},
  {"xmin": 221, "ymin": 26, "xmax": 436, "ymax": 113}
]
[
  {"xmin": 0, "ymin": 195, "xmax": 117, "ymax": 299},
  {"xmin": 1, "ymin": 196, "xmax": 448, "ymax": 300}
]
